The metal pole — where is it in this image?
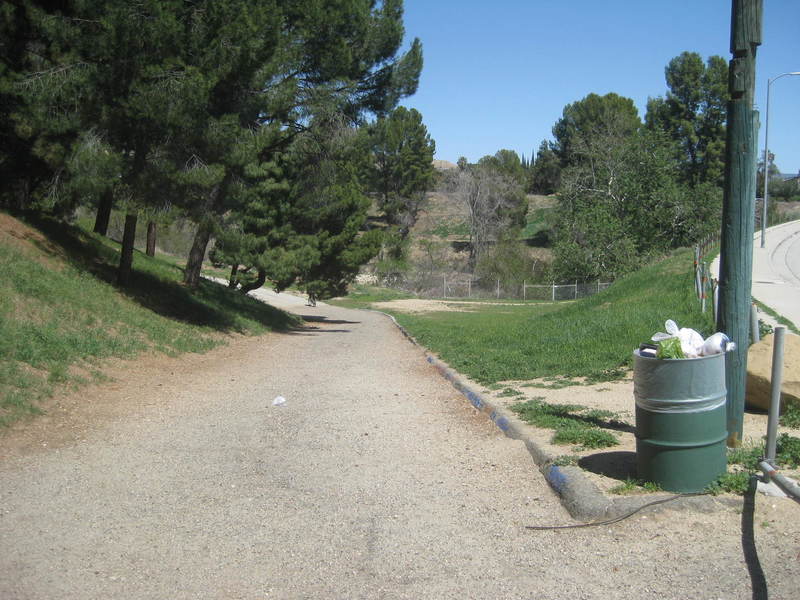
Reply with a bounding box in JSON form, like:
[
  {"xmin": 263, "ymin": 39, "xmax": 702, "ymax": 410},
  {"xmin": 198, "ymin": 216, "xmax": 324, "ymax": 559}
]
[
  {"xmin": 765, "ymin": 326, "xmax": 786, "ymax": 463},
  {"xmin": 750, "ymin": 303, "xmax": 760, "ymax": 344},
  {"xmin": 761, "ymin": 72, "xmax": 800, "ymax": 248},
  {"xmin": 761, "ymin": 80, "xmax": 771, "ymax": 248}
]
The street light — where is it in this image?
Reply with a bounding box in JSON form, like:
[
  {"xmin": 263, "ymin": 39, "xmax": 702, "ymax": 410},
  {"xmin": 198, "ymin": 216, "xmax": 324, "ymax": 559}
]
[{"xmin": 761, "ymin": 71, "xmax": 800, "ymax": 248}]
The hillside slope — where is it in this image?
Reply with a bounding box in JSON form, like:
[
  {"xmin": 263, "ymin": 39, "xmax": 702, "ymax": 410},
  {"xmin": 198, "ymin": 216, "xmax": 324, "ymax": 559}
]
[{"xmin": 0, "ymin": 212, "xmax": 299, "ymax": 427}]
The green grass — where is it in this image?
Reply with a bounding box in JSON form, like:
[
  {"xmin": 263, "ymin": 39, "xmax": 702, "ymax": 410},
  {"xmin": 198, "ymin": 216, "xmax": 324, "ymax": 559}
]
[
  {"xmin": 1, "ymin": 212, "xmax": 301, "ymax": 427},
  {"xmin": 781, "ymin": 402, "xmax": 800, "ymax": 428},
  {"xmin": 509, "ymin": 397, "xmax": 622, "ymax": 450},
  {"xmin": 609, "ymin": 478, "xmax": 663, "ymax": 495},
  {"xmin": 520, "ymin": 207, "xmax": 554, "ymax": 242},
  {"xmin": 428, "ymin": 221, "xmax": 470, "ymax": 239},
  {"xmin": 496, "ymin": 387, "xmax": 524, "ymax": 397},
  {"xmin": 705, "ymin": 434, "xmax": 800, "ymax": 494},
  {"xmin": 384, "ymin": 248, "xmax": 714, "ymax": 384},
  {"xmin": 327, "ymin": 284, "xmax": 415, "ymax": 310},
  {"xmin": 754, "ymin": 299, "xmax": 799, "ymax": 335}
]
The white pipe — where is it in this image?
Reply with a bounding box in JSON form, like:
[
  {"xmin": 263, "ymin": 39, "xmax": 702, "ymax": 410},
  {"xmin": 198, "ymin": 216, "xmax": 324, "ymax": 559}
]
[
  {"xmin": 765, "ymin": 326, "xmax": 786, "ymax": 463},
  {"xmin": 759, "ymin": 461, "xmax": 800, "ymax": 501}
]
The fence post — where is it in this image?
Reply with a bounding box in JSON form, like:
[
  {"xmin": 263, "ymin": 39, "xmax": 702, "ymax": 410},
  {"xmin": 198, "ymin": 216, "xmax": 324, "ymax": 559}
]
[
  {"xmin": 523, "ymin": 280, "xmax": 526, "ymax": 301},
  {"xmin": 468, "ymin": 277, "xmax": 471, "ymax": 298},
  {"xmin": 701, "ymin": 261, "xmax": 708, "ymax": 313},
  {"xmin": 443, "ymin": 274, "xmax": 446, "ymax": 299},
  {"xmin": 496, "ymin": 278, "xmax": 500, "ymax": 299},
  {"xmin": 552, "ymin": 282, "xmax": 555, "ymax": 302},
  {"xmin": 694, "ymin": 246, "xmax": 701, "ymax": 299},
  {"xmin": 750, "ymin": 302, "xmax": 760, "ymax": 344},
  {"xmin": 713, "ymin": 279, "xmax": 719, "ymax": 323}
]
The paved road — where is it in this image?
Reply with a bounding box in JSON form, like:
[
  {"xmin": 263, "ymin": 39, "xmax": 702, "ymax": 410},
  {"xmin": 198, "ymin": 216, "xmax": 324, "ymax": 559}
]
[
  {"xmin": 1, "ymin": 299, "xmax": 799, "ymax": 599},
  {"xmin": 713, "ymin": 219, "xmax": 800, "ymax": 329},
  {"xmin": 752, "ymin": 220, "xmax": 800, "ymax": 329}
]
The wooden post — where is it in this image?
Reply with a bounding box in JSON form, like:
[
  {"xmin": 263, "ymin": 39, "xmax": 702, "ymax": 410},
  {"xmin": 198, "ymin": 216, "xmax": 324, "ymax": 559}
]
[{"xmin": 718, "ymin": 0, "xmax": 762, "ymax": 447}]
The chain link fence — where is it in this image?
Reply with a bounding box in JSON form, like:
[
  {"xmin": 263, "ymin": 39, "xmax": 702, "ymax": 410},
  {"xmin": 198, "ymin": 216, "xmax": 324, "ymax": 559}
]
[{"xmin": 374, "ymin": 271, "xmax": 611, "ymax": 301}]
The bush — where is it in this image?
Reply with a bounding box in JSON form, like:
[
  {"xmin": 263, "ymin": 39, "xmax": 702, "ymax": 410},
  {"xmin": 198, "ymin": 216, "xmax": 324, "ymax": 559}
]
[{"xmin": 475, "ymin": 232, "xmax": 541, "ymax": 288}]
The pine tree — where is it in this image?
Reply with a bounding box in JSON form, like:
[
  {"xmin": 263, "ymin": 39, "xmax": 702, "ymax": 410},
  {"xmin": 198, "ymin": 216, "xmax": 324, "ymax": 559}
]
[{"xmin": 365, "ymin": 106, "xmax": 435, "ymax": 234}]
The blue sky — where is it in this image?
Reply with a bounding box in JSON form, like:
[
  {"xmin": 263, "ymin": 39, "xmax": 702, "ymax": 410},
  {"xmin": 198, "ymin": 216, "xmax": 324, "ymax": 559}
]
[{"xmin": 399, "ymin": 0, "xmax": 800, "ymax": 175}]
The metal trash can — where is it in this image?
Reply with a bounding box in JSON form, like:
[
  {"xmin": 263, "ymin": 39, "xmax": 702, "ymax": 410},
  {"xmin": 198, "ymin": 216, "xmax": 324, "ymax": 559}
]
[{"xmin": 633, "ymin": 350, "xmax": 728, "ymax": 493}]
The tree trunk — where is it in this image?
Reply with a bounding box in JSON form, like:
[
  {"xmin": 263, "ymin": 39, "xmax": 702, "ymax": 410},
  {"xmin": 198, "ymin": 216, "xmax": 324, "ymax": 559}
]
[
  {"xmin": 183, "ymin": 176, "xmax": 229, "ymax": 288},
  {"xmin": 184, "ymin": 223, "xmax": 212, "ymax": 288},
  {"xmin": 118, "ymin": 212, "xmax": 138, "ymax": 286},
  {"xmin": 228, "ymin": 264, "xmax": 239, "ymax": 288},
  {"xmin": 238, "ymin": 268, "xmax": 267, "ymax": 294},
  {"xmin": 146, "ymin": 221, "xmax": 157, "ymax": 257},
  {"xmin": 93, "ymin": 189, "xmax": 113, "ymax": 235}
]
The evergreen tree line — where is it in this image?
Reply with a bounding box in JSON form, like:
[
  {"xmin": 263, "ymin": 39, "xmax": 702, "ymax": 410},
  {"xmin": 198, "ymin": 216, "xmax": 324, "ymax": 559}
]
[{"xmin": 1, "ymin": 0, "xmax": 436, "ymax": 298}]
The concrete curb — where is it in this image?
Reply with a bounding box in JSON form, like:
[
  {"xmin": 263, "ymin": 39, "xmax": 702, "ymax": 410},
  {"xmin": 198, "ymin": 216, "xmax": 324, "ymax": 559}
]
[{"xmin": 377, "ymin": 310, "xmax": 729, "ymax": 522}]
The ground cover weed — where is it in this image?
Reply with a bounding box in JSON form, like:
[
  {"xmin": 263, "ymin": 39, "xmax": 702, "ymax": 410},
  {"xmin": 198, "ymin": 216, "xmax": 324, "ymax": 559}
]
[{"xmin": 509, "ymin": 397, "xmax": 621, "ymax": 450}]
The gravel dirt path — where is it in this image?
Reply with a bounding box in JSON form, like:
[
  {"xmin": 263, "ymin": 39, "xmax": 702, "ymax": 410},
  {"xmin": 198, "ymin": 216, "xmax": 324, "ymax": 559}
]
[{"xmin": 1, "ymin": 296, "xmax": 799, "ymax": 599}]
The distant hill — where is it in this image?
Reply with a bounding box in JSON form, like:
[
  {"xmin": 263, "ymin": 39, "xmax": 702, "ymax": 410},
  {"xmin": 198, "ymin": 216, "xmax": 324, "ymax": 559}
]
[{"xmin": 432, "ymin": 159, "xmax": 458, "ymax": 171}]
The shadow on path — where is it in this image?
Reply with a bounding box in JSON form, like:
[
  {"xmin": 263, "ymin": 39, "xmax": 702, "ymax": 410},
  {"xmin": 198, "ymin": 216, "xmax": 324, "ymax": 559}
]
[{"xmin": 742, "ymin": 476, "xmax": 768, "ymax": 600}]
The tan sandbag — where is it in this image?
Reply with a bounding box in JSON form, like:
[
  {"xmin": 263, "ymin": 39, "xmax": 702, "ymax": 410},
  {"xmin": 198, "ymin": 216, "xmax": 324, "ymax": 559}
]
[{"xmin": 745, "ymin": 332, "xmax": 800, "ymax": 411}]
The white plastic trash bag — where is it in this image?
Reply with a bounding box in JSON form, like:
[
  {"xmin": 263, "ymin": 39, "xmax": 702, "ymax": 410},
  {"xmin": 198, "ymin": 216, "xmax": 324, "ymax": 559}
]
[{"xmin": 651, "ymin": 319, "xmax": 705, "ymax": 358}]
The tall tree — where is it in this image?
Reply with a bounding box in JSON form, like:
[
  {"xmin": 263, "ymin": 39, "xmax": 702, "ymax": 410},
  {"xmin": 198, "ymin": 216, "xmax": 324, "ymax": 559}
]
[
  {"xmin": 0, "ymin": 0, "xmax": 85, "ymax": 212},
  {"xmin": 211, "ymin": 116, "xmax": 383, "ymax": 299},
  {"xmin": 528, "ymin": 140, "xmax": 561, "ymax": 194},
  {"xmin": 478, "ymin": 149, "xmax": 526, "ymax": 186},
  {"xmin": 553, "ymin": 128, "xmax": 720, "ymax": 282},
  {"xmin": 444, "ymin": 161, "xmax": 526, "ymax": 269},
  {"xmin": 365, "ymin": 106, "xmax": 435, "ymax": 234},
  {"xmin": 645, "ymin": 51, "xmax": 728, "ymax": 186},
  {"xmin": 178, "ymin": 0, "xmax": 423, "ymax": 287},
  {"xmin": 552, "ymin": 92, "xmax": 641, "ymax": 167},
  {"xmin": 25, "ymin": 0, "xmax": 217, "ymax": 284}
]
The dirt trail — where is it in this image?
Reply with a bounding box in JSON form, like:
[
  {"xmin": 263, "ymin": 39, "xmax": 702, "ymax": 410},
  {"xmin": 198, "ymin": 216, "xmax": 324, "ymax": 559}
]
[{"xmin": 1, "ymin": 298, "xmax": 799, "ymax": 599}]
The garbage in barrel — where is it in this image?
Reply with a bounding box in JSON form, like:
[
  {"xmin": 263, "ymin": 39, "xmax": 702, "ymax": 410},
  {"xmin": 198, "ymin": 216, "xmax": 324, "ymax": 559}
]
[{"xmin": 634, "ymin": 320, "xmax": 735, "ymax": 493}]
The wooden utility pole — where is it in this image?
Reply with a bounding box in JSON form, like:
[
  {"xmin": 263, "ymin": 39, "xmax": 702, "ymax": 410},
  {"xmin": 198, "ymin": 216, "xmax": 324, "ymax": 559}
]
[{"xmin": 717, "ymin": 0, "xmax": 762, "ymax": 447}]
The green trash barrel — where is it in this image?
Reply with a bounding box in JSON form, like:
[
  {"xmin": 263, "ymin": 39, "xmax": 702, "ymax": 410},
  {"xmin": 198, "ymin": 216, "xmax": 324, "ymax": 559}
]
[{"xmin": 633, "ymin": 350, "xmax": 728, "ymax": 493}]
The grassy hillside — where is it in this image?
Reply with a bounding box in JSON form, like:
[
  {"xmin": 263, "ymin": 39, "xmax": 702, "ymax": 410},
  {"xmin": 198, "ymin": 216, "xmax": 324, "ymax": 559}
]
[
  {"xmin": 0, "ymin": 211, "xmax": 300, "ymax": 427},
  {"xmin": 374, "ymin": 247, "xmax": 715, "ymax": 384}
]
